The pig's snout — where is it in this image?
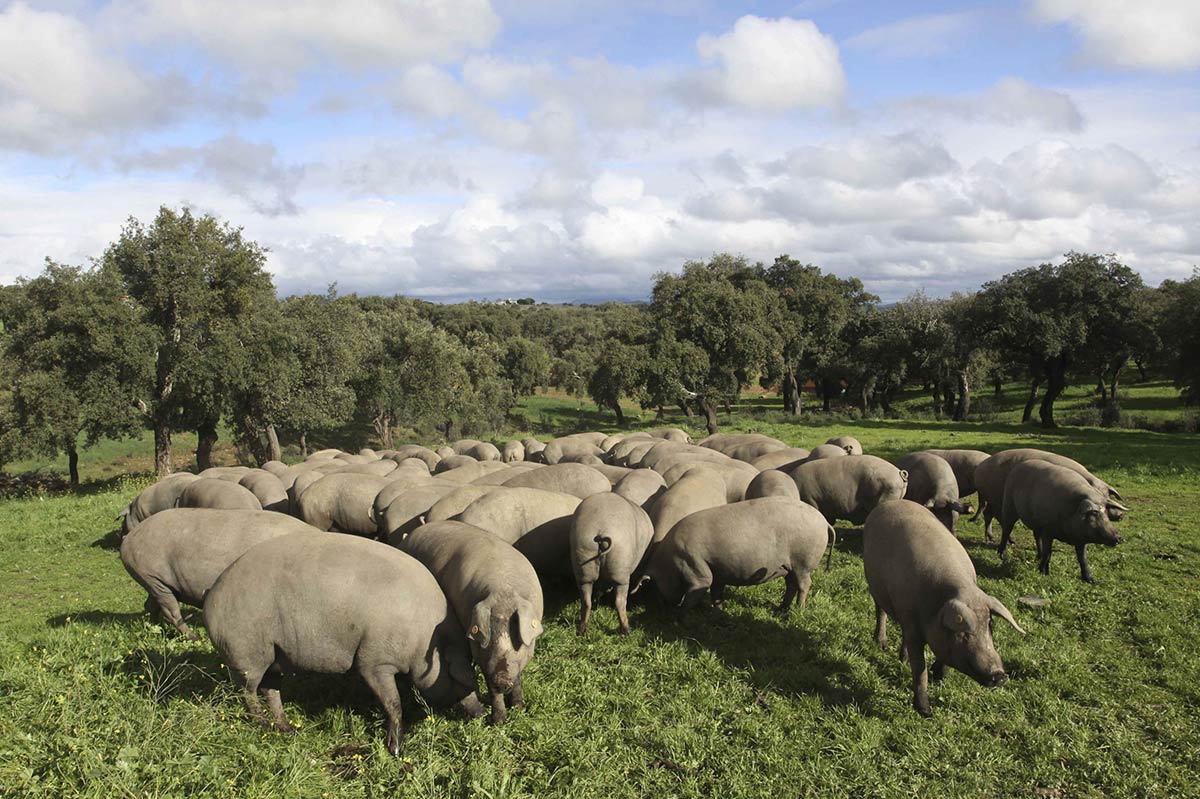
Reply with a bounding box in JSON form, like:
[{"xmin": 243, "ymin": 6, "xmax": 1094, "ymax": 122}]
[
  {"xmin": 1110, "ymin": 535, "xmax": 1124, "ymax": 546},
  {"xmin": 984, "ymin": 670, "xmax": 1007, "ymax": 688}
]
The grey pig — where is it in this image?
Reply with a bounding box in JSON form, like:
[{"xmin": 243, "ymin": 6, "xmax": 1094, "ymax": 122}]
[
  {"xmin": 176, "ymin": 478, "xmax": 262, "ymax": 511},
  {"xmin": 788, "ymin": 455, "xmax": 908, "ymax": 525},
  {"xmin": 999, "ymin": 460, "xmax": 1124, "ymax": 583},
  {"xmin": 895, "ymin": 452, "xmax": 973, "ymax": 534},
  {"xmin": 121, "ymin": 508, "xmax": 319, "ymax": 638},
  {"xmin": 204, "ymin": 533, "xmax": 484, "ymax": 755},
  {"xmin": 863, "ymin": 500, "xmax": 1024, "ymax": 717},
  {"xmin": 399, "ymin": 520, "xmax": 544, "ymax": 724},
  {"xmin": 640, "ymin": 498, "xmax": 834, "ymax": 615},
  {"xmin": 570, "ymin": 493, "xmax": 654, "ymax": 635}
]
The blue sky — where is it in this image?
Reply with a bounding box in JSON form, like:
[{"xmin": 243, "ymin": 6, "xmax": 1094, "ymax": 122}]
[{"xmin": 1, "ymin": 0, "xmax": 1197, "ymax": 302}]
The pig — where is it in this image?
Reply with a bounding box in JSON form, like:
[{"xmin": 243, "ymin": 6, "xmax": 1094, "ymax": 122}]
[
  {"xmin": 501, "ymin": 441, "xmax": 525, "ymax": 463},
  {"xmin": 451, "ymin": 487, "xmax": 582, "ymax": 545},
  {"xmin": 424, "ymin": 485, "xmax": 505, "ymax": 523},
  {"xmin": 613, "ymin": 469, "xmax": 667, "ymax": 508},
  {"xmin": 974, "ymin": 448, "xmax": 1124, "ymax": 540},
  {"xmin": 648, "ymin": 470, "xmax": 728, "ymax": 544},
  {"xmin": 919, "ymin": 449, "xmax": 990, "ymax": 499},
  {"xmin": 434, "ymin": 460, "xmax": 506, "ymax": 483},
  {"xmin": 120, "ymin": 508, "xmax": 319, "ymax": 639},
  {"xmin": 745, "ymin": 470, "xmax": 801, "ymax": 501},
  {"xmin": 998, "ymin": 460, "xmax": 1125, "ymax": 583},
  {"xmin": 204, "ymin": 533, "xmax": 484, "ymax": 755},
  {"xmin": 381, "ymin": 484, "xmax": 459, "ymax": 544},
  {"xmin": 295, "ymin": 473, "xmax": 391, "ymax": 536},
  {"xmin": 469, "ymin": 463, "xmax": 542, "ymax": 485},
  {"xmin": 435, "ymin": 454, "xmax": 482, "ymax": 472},
  {"xmin": 197, "ymin": 466, "xmax": 253, "ymax": 481},
  {"xmin": 698, "ymin": 433, "xmax": 786, "ymax": 455},
  {"xmin": 863, "ymin": 500, "xmax": 1024, "ymax": 717},
  {"xmin": 660, "ymin": 461, "xmax": 754, "ymax": 502},
  {"xmin": 118, "ymin": 473, "xmax": 198, "ymax": 535},
  {"xmin": 750, "ymin": 448, "xmax": 811, "ymax": 472},
  {"xmin": 503, "ymin": 462, "xmax": 611, "ymax": 499},
  {"xmin": 804, "ymin": 444, "xmax": 850, "ymax": 462},
  {"xmin": 639, "ymin": 498, "xmax": 834, "ymax": 615},
  {"xmin": 895, "ymin": 452, "xmax": 973, "ymax": 534},
  {"xmin": 399, "ymin": 520, "xmax": 544, "ymax": 724},
  {"xmin": 176, "ymin": 478, "xmax": 262, "ymax": 511},
  {"xmin": 389, "ymin": 445, "xmax": 442, "ymax": 471},
  {"xmin": 238, "ymin": 471, "xmax": 290, "ymax": 513},
  {"xmin": 788, "ymin": 455, "xmax": 908, "ymax": 526},
  {"xmin": 570, "ymin": 493, "xmax": 655, "ymax": 635},
  {"xmin": 521, "ymin": 438, "xmax": 546, "ymax": 460},
  {"xmin": 825, "ymin": 435, "xmax": 863, "ymax": 455}
]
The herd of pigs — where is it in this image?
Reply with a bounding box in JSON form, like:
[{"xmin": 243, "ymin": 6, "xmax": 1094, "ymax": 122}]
[{"xmin": 115, "ymin": 429, "xmax": 1128, "ymax": 752}]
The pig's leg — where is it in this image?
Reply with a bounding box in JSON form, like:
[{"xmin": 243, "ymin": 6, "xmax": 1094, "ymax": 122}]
[
  {"xmin": 1037, "ymin": 533, "xmax": 1053, "ymax": 575},
  {"xmin": 614, "ymin": 583, "xmax": 631, "ymax": 635},
  {"xmin": 930, "ymin": 660, "xmax": 947, "ymax": 682},
  {"xmin": 259, "ymin": 670, "xmax": 294, "ymax": 733},
  {"xmin": 507, "ymin": 674, "xmax": 524, "ymax": 709},
  {"xmin": 484, "ymin": 673, "xmax": 508, "ymax": 726},
  {"xmin": 710, "ymin": 582, "xmax": 726, "ymax": 610},
  {"xmin": 1074, "ymin": 544, "xmax": 1094, "ymax": 583},
  {"xmin": 775, "ymin": 573, "xmax": 797, "ymax": 615},
  {"xmin": 576, "ymin": 581, "xmax": 593, "ymax": 636},
  {"xmin": 796, "ymin": 571, "xmax": 812, "ymax": 610},
  {"xmin": 678, "ymin": 586, "xmax": 708, "ymax": 616},
  {"xmin": 229, "ymin": 663, "xmax": 271, "ymax": 729},
  {"xmin": 982, "ymin": 505, "xmax": 995, "ymax": 542},
  {"xmin": 906, "ymin": 632, "xmax": 932, "ymax": 717},
  {"xmin": 146, "ymin": 580, "xmax": 198, "ymax": 641},
  {"xmin": 359, "ymin": 665, "xmax": 405, "ymax": 756},
  {"xmin": 873, "ymin": 603, "xmax": 888, "ymax": 651}
]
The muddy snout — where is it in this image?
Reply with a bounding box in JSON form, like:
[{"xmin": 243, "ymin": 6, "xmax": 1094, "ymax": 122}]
[{"xmin": 984, "ymin": 670, "xmax": 1008, "ymax": 688}]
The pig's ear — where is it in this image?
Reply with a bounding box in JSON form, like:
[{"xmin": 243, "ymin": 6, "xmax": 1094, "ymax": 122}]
[
  {"xmin": 467, "ymin": 603, "xmax": 491, "ymax": 648},
  {"xmin": 1107, "ymin": 485, "xmax": 1123, "ymax": 500},
  {"xmin": 940, "ymin": 598, "xmax": 975, "ymax": 633},
  {"xmin": 513, "ymin": 605, "xmax": 542, "ymax": 649},
  {"xmin": 1077, "ymin": 497, "xmax": 1102, "ymax": 516},
  {"xmin": 986, "ymin": 595, "xmax": 1026, "ymax": 635}
]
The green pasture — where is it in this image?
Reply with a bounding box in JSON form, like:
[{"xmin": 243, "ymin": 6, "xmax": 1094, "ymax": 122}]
[{"xmin": 1, "ymin": 396, "xmax": 1198, "ymax": 797}]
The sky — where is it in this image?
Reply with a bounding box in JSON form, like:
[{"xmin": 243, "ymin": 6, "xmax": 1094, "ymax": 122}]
[{"xmin": 1, "ymin": 0, "xmax": 1198, "ymax": 303}]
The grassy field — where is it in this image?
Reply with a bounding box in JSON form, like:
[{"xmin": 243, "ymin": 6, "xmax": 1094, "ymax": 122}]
[{"xmin": 2, "ymin": 397, "xmax": 1199, "ymax": 797}]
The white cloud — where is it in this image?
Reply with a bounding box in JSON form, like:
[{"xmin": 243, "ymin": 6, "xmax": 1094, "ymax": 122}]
[
  {"xmin": 0, "ymin": 2, "xmax": 190, "ymax": 153},
  {"xmin": 897, "ymin": 77, "xmax": 1084, "ymax": 133},
  {"xmin": 763, "ymin": 132, "xmax": 959, "ymax": 188},
  {"xmin": 1034, "ymin": 0, "xmax": 1200, "ymax": 71},
  {"xmin": 692, "ymin": 16, "xmax": 845, "ymax": 111},
  {"xmin": 109, "ymin": 0, "xmax": 501, "ymax": 74},
  {"xmin": 845, "ymin": 11, "xmax": 978, "ymax": 58}
]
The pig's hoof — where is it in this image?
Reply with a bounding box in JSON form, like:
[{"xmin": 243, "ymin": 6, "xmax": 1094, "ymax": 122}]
[
  {"xmin": 488, "ymin": 711, "xmax": 508, "ymax": 727},
  {"xmin": 915, "ymin": 703, "xmax": 933, "ymax": 718},
  {"xmin": 618, "ymin": 625, "xmax": 630, "ymax": 636},
  {"xmin": 576, "ymin": 623, "xmax": 588, "ymax": 636}
]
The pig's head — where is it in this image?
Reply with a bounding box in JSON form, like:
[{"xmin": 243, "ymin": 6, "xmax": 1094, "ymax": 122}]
[
  {"xmin": 926, "ymin": 593, "xmax": 1024, "ymax": 688},
  {"xmin": 929, "ymin": 499, "xmax": 974, "ymax": 535},
  {"xmin": 415, "ymin": 617, "xmax": 482, "ymax": 710},
  {"xmin": 1071, "ymin": 496, "xmax": 1124, "ymax": 546},
  {"xmin": 466, "ymin": 600, "xmax": 542, "ymax": 694}
]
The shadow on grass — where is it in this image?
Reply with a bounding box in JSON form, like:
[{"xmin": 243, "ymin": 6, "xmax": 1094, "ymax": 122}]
[
  {"xmin": 633, "ymin": 592, "xmax": 873, "ymax": 710},
  {"xmin": 92, "ymin": 529, "xmax": 123, "ymax": 551},
  {"xmin": 47, "ymin": 610, "xmax": 146, "ymax": 628}
]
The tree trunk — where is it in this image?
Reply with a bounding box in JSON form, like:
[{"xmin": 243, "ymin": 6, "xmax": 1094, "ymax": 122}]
[
  {"xmin": 67, "ymin": 445, "xmax": 80, "ymax": 488},
  {"xmin": 943, "ymin": 380, "xmax": 957, "ymax": 417},
  {"xmin": 698, "ymin": 398, "xmax": 719, "ymax": 435},
  {"xmin": 932, "ymin": 383, "xmax": 943, "ymax": 419},
  {"xmin": 880, "ymin": 388, "xmax": 894, "ymax": 415},
  {"xmin": 1039, "ymin": 361, "xmax": 1067, "ymax": 429},
  {"xmin": 1022, "ymin": 378, "xmax": 1041, "ymax": 423},
  {"xmin": 820, "ymin": 379, "xmax": 833, "ymax": 413},
  {"xmin": 993, "ymin": 376, "xmax": 1003, "ymax": 398},
  {"xmin": 610, "ymin": 400, "xmax": 625, "ymax": 424},
  {"xmin": 1102, "ymin": 366, "xmax": 1123, "ymax": 427},
  {"xmin": 373, "ymin": 412, "xmax": 392, "ymax": 449},
  {"xmin": 196, "ymin": 421, "xmax": 218, "ymax": 471},
  {"xmin": 953, "ymin": 370, "xmax": 970, "ymax": 421},
  {"xmin": 1096, "ymin": 375, "xmax": 1107, "ymax": 403},
  {"xmin": 859, "ymin": 385, "xmax": 870, "ymax": 414},
  {"xmin": 678, "ymin": 401, "xmax": 694, "ymax": 418},
  {"xmin": 154, "ymin": 423, "xmax": 173, "ymax": 476},
  {"xmin": 655, "ymin": 405, "xmax": 664, "ymax": 421},
  {"xmin": 722, "ymin": 398, "xmax": 732, "ymax": 416},
  {"xmin": 300, "ymin": 431, "xmax": 308, "ymax": 458},
  {"xmin": 265, "ymin": 424, "xmax": 282, "ymax": 462},
  {"xmin": 784, "ymin": 371, "xmax": 801, "ymax": 415},
  {"xmin": 1134, "ymin": 359, "xmax": 1147, "ymax": 382},
  {"xmin": 443, "ymin": 420, "xmax": 454, "ymax": 441}
]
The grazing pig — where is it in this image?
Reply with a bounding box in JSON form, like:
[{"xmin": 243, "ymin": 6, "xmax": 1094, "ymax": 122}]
[
  {"xmin": 974, "ymin": 448, "xmax": 1124, "ymax": 540},
  {"xmin": 521, "ymin": 438, "xmax": 546, "ymax": 460},
  {"xmin": 381, "ymin": 484, "xmax": 459, "ymax": 544},
  {"xmin": 999, "ymin": 461, "xmax": 1125, "ymax": 583},
  {"xmin": 470, "ymin": 463, "xmax": 542, "ymax": 485},
  {"xmin": 503, "ymin": 462, "xmax": 611, "ymax": 499},
  {"xmin": 788, "ymin": 455, "xmax": 908, "ymax": 525},
  {"xmin": 464, "ymin": 442, "xmax": 502, "ymax": 462},
  {"xmin": 613, "ymin": 469, "xmax": 667, "ymax": 508},
  {"xmin": 895, "ymin": 452, "xmax": 973, "ymax": 534},
  {"xmin": 204, "ymin": 534, "xmax": 483, "ymax": 754},
  {"xmin": 750, "ymin": 448, "xmax": 811, "ymax": 472},
  {"xmin": 920, "ymin": 449, "xmax": 990, "ymax": 499},
  {"xmin": 501, "ymin": 441, "xmax": 525, "ymax": 463},
  {"xmin": 424, "ymin": 485, "xmax": 505, "ymax": 523},
  {"xmin": 587, "ymin": 463, "xmax": 635, "ymax": 484},
  {"xmin": 804, "ymin": 444, "xmax": 850, "ymax": 462},
  {"xmin": 296, "ymin": 473, "xmax": 391, "ymax": 536},
  {"xmin": 177, "ymin": 478, "xmax": 262, "ymax": 511},
  {"xmin": 390, "ymin": 445, "xmax": 442, "ymax": 471},
  {"xmin": 198, "ymin": 466, "xmax": 253, "ymax": 481},
  {"xmin": 648, "ymin": 470, "xmax": 728, "ymax": 544},
  {"xmin": 570, "ymin": 494, "xmax": 654, "ymax": 635},
  {"xmin": 745, "ymin": 470, "xmax": 801, "ymax": 501},
  {"xmin": 863, "ymin": 500, "xmax": 1024, "ymax": 717},
  {"xmin": 399, "ymin": 520, "xmax": 544, "ymax": 724},
  {"xmin": 640, "ymin": 498, "xmax": 834, "ymax": 615},
  {"xmin": 372, "ymin": 473, "xmax": 437, "ymax": 521},
  {"xmin": 121, "ymin": 509, "xmax": 319, "ymax": 639},
  {"xmin": 119, "ymin": 473, "xmax": 198, "ymax": 535},
  {"xmin": 238, "ymin": 471, "xmax": 290, "ymax": 513},
  {"xmin": 453, "ymin": 487, "xmax": 582, "ymax": 544},
  {"xmin": 434, "ymin": 460, "xmax": 506, "ymax": 483},
  {"xmin": 825, "ymin": 436, "xmax": 863, "ymax": 455}
]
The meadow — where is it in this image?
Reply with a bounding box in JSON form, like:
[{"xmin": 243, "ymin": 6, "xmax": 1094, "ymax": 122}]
[{"xmin": 2, "ymin": 391, "xmax": 1198, "ymax": 798}]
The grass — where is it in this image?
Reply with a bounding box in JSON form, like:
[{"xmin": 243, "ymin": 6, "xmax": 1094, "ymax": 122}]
[{"xmin": 2, "ymin": 396, "xmax": 1199, "ymax": 797}]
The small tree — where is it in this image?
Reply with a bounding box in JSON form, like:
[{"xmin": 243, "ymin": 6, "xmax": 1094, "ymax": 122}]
[
  {"xmin": 588, "ymin": 341, "xmax": 645, "ymax": 423},
  {"xmin": 1157, "ymin": 270, "xmax": 1200, "ymax": 404}
]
